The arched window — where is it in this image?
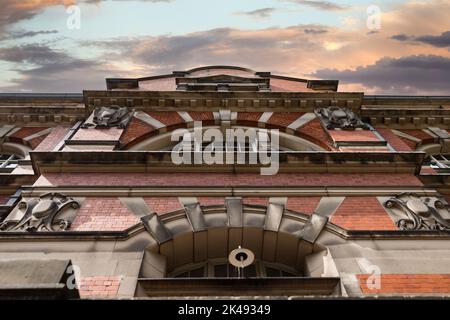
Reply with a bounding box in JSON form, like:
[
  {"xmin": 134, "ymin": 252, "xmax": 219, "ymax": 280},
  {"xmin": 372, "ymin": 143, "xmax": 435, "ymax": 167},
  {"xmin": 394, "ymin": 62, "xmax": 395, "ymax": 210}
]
[
  {"xmin": 129, "ymin": 126, "xmax": 325, "ymax": 152},
  {"xmin": 170, "ymin": 259, "xmax": 298, "ymax": 278}
]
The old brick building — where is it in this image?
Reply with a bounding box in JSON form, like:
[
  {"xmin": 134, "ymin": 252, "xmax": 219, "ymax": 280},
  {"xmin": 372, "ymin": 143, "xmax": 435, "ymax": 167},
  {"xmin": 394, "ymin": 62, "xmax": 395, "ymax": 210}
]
[{"xmin": 1, "ymin": 66, "xmax": 450, "ymax": 299}]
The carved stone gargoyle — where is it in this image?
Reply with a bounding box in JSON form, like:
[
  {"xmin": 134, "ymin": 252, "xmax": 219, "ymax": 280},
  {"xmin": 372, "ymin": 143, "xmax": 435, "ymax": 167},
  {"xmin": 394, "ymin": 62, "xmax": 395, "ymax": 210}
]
[
  {"xmin": 384, "ymin": 193, "xmax": 450, "ymax": 231},
  {"xmin": 315, "ymin": 107, "xmax": 369, "ymax": 130},
  {"xmin": 82, "ymin": 106, "xmax": 134, "ymax": 129},
  {"xmin": 0, "ymin": 193, "xmax": 80, "ymax": 232}
]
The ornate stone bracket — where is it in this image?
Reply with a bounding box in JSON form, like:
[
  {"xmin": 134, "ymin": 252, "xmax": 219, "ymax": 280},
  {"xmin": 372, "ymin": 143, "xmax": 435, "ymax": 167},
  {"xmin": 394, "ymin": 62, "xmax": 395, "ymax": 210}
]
[
  {"xmin": 82, "ymin": 106, "xmax": 134, "ymax": 129},
  {"xmin": 384, "ymin": 193, "xmax": 450, "ymax": 231},
  {"xmin": 0, "ymin": 193, "xmax": 80, "ymax": 232},
  {"xmin": 315, "ymin": 106, "xmax": 368, "ymax": 130}
]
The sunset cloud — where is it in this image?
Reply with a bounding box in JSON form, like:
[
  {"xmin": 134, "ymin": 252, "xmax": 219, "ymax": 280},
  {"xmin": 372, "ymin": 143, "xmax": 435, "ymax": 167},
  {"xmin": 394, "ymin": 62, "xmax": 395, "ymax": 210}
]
[{"xmin": 0, "ymin": 0, "xmax": 450, "ymax": 94}]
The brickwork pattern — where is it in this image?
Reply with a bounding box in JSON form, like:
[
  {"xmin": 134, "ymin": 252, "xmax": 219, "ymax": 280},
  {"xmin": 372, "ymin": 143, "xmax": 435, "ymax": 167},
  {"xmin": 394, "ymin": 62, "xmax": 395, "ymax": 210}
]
[
  {"xmin": 266, "ymin": 112, "xmax": 304, "ymax": 128},
  {"xmin": 358, "ymin": 274, "xmax": 450, "ymax": 295},
  {"xmin": 71, "ymin": 198, "xmax": 139, "ymax": 231},
  {"xmin": 376, "ymin": 128, "xmax": 413, "ymax": 151},
  {"xmin": 34, "ymin": 127, "xmax": 69, "ymax": 151},
  {"xmin": 119, "ymin": 117, "xmax": 156, "ymax": 147},
  {"xmin": 330, "ymin": 197, "xmax": 397, "ymax": 230},
  {"xmin": 79, "ymin": 276, "xmax": 121, "ymax": 298},
  {"xmin": 144, "ymin": 197, "xmax": 182, "ymax": 215},
  {"xmin": 286, "ymin": 197, "xmax": 321, "ymax": 215}
]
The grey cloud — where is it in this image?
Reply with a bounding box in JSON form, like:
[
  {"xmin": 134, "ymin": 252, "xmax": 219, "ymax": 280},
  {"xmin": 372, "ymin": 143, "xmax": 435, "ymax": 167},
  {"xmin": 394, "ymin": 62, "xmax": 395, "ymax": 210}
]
[
  {"xmin": 83, "ymin": 26, "xmax": 319, "ymax": 71},
  {"xmin": 312, "ymin": 55, "xmax": 450, "ymax": 94},
  {"xmin": 1, "ymin": 30, "xmax": 58, "ymax": 41},
  {"xmin": 304, "ymin": 28, "xmax": 328, "ymax": 34},
  {"xmin": 392, "ymin": 31, "xmax": 450, "ymax": 48},
  {"xmin": 391, "ymin": 34, "xmax": 411, "ymax": 41},
  {"xmin": 279, "ymin": 0, "xmax": 347, "ymax": 11},
  {"xmin": 235, "ymin": 8, "xmax": 277, "ymax": 18},
  {"xmin": 0, "ymin": 44, "xmax": 69, "ymax": 64},
  {"xmin": 0, "ymin": 43, "xmax": 107, "ymax": 92}
]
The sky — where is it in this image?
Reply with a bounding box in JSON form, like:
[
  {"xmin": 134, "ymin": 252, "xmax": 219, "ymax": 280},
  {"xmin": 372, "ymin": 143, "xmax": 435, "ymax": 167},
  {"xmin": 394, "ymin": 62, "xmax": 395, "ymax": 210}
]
[{"xmin": 0, "ymin": 0, "xmax": 450, "ymax": 94}]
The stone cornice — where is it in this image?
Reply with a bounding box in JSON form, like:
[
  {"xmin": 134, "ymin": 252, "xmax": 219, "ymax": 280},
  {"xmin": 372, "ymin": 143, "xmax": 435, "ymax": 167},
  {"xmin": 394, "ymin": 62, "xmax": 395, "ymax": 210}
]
[
  {"xmin": 83, "ymin": 90, "xmax": 364, "ymax": 114},
  {"xmin": 29, "ymin": 151, "xmax": 425, "ymax": 174},
  {"xmin": 21, "ymin": 186, "xmax": 438, "ymax": 197}
]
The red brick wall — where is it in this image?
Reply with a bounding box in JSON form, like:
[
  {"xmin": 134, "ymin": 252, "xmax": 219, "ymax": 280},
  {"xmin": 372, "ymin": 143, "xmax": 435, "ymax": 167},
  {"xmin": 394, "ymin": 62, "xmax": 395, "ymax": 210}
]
[
  {"xmin": 144, "ymin": 197, "xmax": 182, "ymax": 215},
  {"xmin": 236, "ymin": 112, "xmax": 263, "ymax": 126},
  {"xmin": 296, "ymin": 118, "xmax": 334, "ymax": 150},
  {"xmin": 398, "ymin": 129, "xmax": 435, "ymax": 144},
  {"xmin": 34, "ymin": 127, "xmax": 69, "ymax": 151},
  {"xmin": 286, "ymin": 197, "xmax": 322, "ymax": 215},
  {"xmin": 188, "ymin": 112, "xmax": 215, "ymax": 124},
  {"xmin": 71, "ymin": 198, "xmax": 139, "ymax": 231},
  {"xmin": 120, "ymin": 117, "xmax": 156, "ymax": 147},
  {"xmin": 330, "ymin": 197, "xmax": 397, "ymax": 230},
  {"xmin": 28, "ymin": 135, "xmax": 47, "ymax": 149},
  {"xmin": 38, "ymin": 173, "xmax": 423, "ymax": 187},
  {"xmin": 146, "ymin": 111, "xmax": 186, "ymax": 128},
  {"xmin": 399, "ymin": 136, "xmax": 418, "ymax": 150},
  {"xmin": 198, "ymin": 197, "xmax": 225, "ymax": 206},
  {"xmin": 79, "ymin": 276, "xmax": 121, "ymax": 298},
  {"xmin": 243, "ymin": 197, "xmax": 268, "ymax": 206},
  {"xmin": 9, "ymin": 127, "xmax": 45, "ymax": 139},
  {"xmin": 376, "ymin": 128, "xmax": 413, "ymax": 151},
  {"xmin": 8, "ymin": 127, "xmax": 50, "ymax": 149},
  {"xmin": 358, "ymin": 274, "xmax": 450, "ymax": 295},
  {"xmin": 266, "ymin": 112, "xmax": 304, "ymax": 128}
]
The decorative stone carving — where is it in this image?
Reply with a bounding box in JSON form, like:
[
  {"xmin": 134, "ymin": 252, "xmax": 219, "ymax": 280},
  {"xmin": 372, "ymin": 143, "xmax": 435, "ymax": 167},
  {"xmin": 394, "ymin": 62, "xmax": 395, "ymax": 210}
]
[
  {"xmin": 315, "ymin": 107, "xmax": 368, "ymax": 130},
  {"xmin": 83, "ymin": 106, "xmax": 134, "ymax": 128},
  {"xmin": 0, "ymin": 193, "xmax": 80, "ymax": 232},
  {"xmin": 384, "ymin": 193, "xmax": 450, "ymax": 231}
]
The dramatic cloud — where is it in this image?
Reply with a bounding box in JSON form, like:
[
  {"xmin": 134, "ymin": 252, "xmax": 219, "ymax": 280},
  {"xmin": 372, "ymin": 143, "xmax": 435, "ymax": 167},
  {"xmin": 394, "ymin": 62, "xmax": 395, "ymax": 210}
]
[
  {"xmin": 1, "ymin": 0, "xmax": 450, "ymax": 94},
  {"xmin": 279, "ymin": 0, "xmax": 347, "ymax": 11},
  {"xmin": 0, "ymin": 44, "xmax": 69, "ymax": 64},
  {"xmin": 0, "ymin": 1, "xmax": 74, "ymax": 32},
  {"xmin": 0, "ymin": 0, "xmax": 173, "ymax": 33},
  {"xmin": 313, "ymin": 55, "xmax": 450, "ymax": 94},
  {"xmin": 392, "ymin": 31, "xmax": 450, "ymax": 48},
  {"xmin": 0, "ymin": 43, "xmax": 107, "ymax": 92},
  {"xmin": 235, "ymin": 8, "xmax": 277, "ymax": 19}
]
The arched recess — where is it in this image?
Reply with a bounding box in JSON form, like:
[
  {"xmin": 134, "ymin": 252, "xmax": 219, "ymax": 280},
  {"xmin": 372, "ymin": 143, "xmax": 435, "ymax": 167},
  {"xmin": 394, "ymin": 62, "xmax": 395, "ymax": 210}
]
[
  {"xmin": 139, "ymin": 202, "xmax": 337, "ymax": 279},
  {"xmin": 0, "ymin": 142, "xmax": 31, "ymax": 159},
  {"xmin": 0, "ymin": 142, "xmax": 30, "ymax": 172},
  {"xmin": 127, "ymin": 125, "xmax": 327, "ymax": 152}
]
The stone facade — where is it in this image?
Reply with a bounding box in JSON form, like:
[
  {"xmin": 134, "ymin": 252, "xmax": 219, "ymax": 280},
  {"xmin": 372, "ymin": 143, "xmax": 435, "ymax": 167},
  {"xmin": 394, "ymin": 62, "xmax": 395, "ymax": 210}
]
[{"xmin": 0, "ymin": 66, "xmax": 450, "ymax": 299}]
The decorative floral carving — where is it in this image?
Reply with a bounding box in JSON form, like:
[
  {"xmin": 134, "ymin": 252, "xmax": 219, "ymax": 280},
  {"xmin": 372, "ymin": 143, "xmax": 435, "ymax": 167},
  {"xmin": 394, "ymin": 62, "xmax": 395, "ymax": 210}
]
[
  {"xmin": 83, "ymin": 106, "xmax": 134, "ymax": 129},
  {"xmin": 0, "ymin": 193, "xmax": 80, "ymax": 232},
  {"xmin": 315, "ymin": 107, "xmax": 368, "ymax": 130},
  {"xmin": 384, "ymin": 193, "xmax": 450, "ymax": 231}
]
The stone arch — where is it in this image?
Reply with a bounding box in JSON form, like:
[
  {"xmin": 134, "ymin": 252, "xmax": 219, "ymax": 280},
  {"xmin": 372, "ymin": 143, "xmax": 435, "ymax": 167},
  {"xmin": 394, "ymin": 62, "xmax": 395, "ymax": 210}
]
[
  {"xmin": 0, "ymin": 142, "xmax": 31, "ymax": 158},
  {"xmin": 125, "ymin": 125, "xmax": 327, "ymax": 152},
  {"xmin": 139, "ymin": 200, "xmax": 342, "ymax": 279}
]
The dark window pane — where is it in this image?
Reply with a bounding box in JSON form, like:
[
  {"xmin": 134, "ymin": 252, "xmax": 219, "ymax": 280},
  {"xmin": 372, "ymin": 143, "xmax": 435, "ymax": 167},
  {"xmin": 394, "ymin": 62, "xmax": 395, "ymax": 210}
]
[
  {"xmin": 214, "ymin": 264, "xmax": 228, "ymax": 277},
  {"xmin": 228, "ymin": 264, "xmax": 238, "ymax": 278},
  {"xmin": 265, "ymin": 267, "xmax": 281, "ymax": 277},
  {"xmin": 190, "ymin": 267, "xmax": 205, "ymax": 278},
  {"xmin": 281, "ymin": 271, "xmax": 296, "ymax": 277},
  {"xmin": 244, "ymin": 264, "xmax": 257, "ymax": 277},
  {"xmin": 175, "ymin": 272, "xmax": 189, "ymax": 278}
]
